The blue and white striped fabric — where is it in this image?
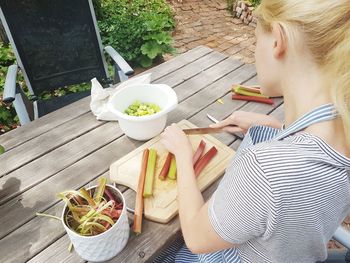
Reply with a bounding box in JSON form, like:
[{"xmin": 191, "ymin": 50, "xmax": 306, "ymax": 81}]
[{"xmin": 153, "ymin": 104, "xmax": 350, "ymax": 263}]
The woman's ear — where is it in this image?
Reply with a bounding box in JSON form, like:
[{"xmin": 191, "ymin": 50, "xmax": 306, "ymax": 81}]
[{"xmin": 272, "ymin": 22, "xmax": 287, "ymax": 59}]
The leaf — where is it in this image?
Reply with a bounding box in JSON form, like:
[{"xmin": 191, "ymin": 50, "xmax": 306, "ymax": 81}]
[
  {"xmin": 141, "ymin": 41, "xmax": 162, "ymax": 59},
  {"xmin": 93, "ymin": 177, "xmax": 106, "ymax": 204},
  {"xmin": 143, "ymin": 32, "xmax": 172, "ymax": 45},
  {"xmin": 140, "ymin": 55, "xmax": 153, "ymax": 68}
]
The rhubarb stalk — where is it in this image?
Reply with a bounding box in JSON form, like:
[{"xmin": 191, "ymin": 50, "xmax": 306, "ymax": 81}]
[
  {"xmin": 158, "ymin": 152, "xmax": 173, "ymax": 180},
  {"xmin": 192, "ymin": 140, "xmax": 206, "ymax": 166},
  {"xmin": 194, "ymin": 146, "xmax": 218, "ymax": 177},
  {"xmin": 143, "ymin": 149, "xmax": 157, "ymax": 197},
  {"xmin": 133, "ymin": 149, "xmax": 149, "ymax": 234},
  {"xmin": 232, "ymin": 94, "xmax": 274, "ymax": 105},
  {"xmin": 232, "ymin": 84, "xmax": 261, "ymax": 94},
  {"xmin": 233, "ymin": 86, "xmax": 268, "ymax": 98},
  {"xmin": 167, "ymin": 156, "xmax": 177, "ymax": 180}
]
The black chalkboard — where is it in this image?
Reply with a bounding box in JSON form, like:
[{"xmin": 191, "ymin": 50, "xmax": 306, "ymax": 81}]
[{"xmin": 0, "ymin": 0, "xmax": 107, "ymax": 94}]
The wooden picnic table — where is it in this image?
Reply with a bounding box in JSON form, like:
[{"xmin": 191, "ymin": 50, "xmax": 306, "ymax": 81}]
[{"xmin": 0, "ymin": 46, "xmax": 284, "ymax": 263}]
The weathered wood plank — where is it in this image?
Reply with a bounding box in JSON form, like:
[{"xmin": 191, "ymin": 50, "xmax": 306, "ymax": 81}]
[
  {"xmin": 154, "ymin": 51, "xmax": 228, "ymax": 87},
  {"xmin": 0, "ymin": 46, "xmax": 212, "ymax": 152},
  {"xmin": 167, "ymin": 63, "xmax": 257, "ymax": 125},
  {"xmin": 174, "ymin": 58, "xmax": 243, "ymax": 102},
  {"xmin": 0, "ymin": 97, "xmax": 91, "ymax": 152},
  {"xmin": 145, "ymin": 45, "xmax": 213, "ymax": 81},
  {"xmin": 0, "ymin": 122, "xmax": 122, "ymax": 206},
  {"xmin": 0, "ymin": 112, "xmax": 105, "ymax": 178}
]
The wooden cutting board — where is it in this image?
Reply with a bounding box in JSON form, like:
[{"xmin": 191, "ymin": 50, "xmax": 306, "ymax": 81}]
[{"xmin": 110, "ymin": 119, "xmax": 235, "ymax": 223}]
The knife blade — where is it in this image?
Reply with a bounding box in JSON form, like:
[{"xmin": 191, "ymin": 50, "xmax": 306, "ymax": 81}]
[
  {"xmin": 183, "ymin": 127, "xmax": 224, "ymax": 135},
  {"xmin": 206, "ymin": 113, "xmax": 244, "ymax": 140},
  {"xmin": 206, "ymin": 113, "xmax": 219, "ymax": 124}
]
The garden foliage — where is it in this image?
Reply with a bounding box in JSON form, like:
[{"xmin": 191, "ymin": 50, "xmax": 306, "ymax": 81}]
[{"xmin": 0, "ymin": 0, "xmax": 176, "ymax": 133}]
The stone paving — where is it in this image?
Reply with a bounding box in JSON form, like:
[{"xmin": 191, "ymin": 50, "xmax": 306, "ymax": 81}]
[{"xmin": 166, "ymin": 0, "xmax": 256, "ymax": 64}]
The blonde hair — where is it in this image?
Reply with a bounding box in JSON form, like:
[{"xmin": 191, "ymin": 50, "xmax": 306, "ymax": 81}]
[{"xmin": 255, "ymin": 0, "xmax": 350, "ymax": 141}]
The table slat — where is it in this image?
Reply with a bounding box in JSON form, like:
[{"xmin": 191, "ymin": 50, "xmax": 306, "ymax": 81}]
[{"xmin": 0, "ymin": 113, "xmax": 104, "ymax": 178}]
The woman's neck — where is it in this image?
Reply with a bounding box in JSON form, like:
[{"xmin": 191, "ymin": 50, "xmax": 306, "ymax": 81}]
[
  {"xmin": 280, "ymin": 64, "xmax": 350, "ymax": 156},
  {"xmin": 281, "ymin": 63, "xmax": 332, "ymax": 127}
]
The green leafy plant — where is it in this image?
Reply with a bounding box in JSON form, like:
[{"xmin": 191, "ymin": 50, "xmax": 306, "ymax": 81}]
[
  {"xmin": 97, "ymin": 0, "xmax": 176, "ymax": 67},
  {"xmin": 0, "ymin": 0, "xmax": 176, "ymax": 134},
  {"xmin": 248, "ymin": 0, "xmax": 260, "ymax": 7}
]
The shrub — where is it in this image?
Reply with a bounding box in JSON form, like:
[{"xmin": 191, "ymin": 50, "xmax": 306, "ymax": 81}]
[
  {"xmin": 249, "ymin": 0, "xmax": 261, "ymax": 7},
  {"xmin": 97, "ymin": 0, "xmax": 176, "ymax": 67}
]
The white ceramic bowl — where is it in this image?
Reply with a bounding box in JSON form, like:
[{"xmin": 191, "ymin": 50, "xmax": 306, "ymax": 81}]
[
  {"xmin": 108, "ymin": 83, "xmax": 178, "ymax": 140},
  {"xmin": 62, "ymin": 185, "xmax": 129, "ymax": 262}
]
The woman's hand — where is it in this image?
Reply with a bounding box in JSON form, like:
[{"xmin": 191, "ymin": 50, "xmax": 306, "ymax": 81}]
[
  {"xmin": 210, "ymin": 111, "xmax": 282, "ymax": 134},
  {"xmin": 160, "ymin": 123, "xmax": 193, "ymax": 160}
]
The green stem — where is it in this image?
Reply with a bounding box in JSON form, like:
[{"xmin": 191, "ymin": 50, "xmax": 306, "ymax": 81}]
[{"xmin": 36, "ymin": 212, "xmax": 61, "ymax": 221}]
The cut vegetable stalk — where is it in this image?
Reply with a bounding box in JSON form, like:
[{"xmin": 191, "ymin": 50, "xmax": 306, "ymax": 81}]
[
  {"xmin": 143, "ymin": 149, "xmax": 157, "ymax": 197},
  {"xmin": 233, "ymin": 86, "xmax": 269, "ymax": 98},
  {"xmin": 232, "ymin": 94, "xmax": 274, "ymax": 105},
  {"xmin": 168, "ymin": 156, "xmax": 177, "ymax": 180},
  {"xmin": 158, "ymin": 152, "xmax": 173, "ymax": 180},
  {"xmin": 93, "ymin": 177, "xmax": 107, "ymax": 204},
  {"xmin": 232, "ymin": 84, "xmax": 261, "ymax": 94},
  {"xmin": 192, "ymin": 140, "xmax": 206, "ymax": 166},
  {"xmin": 133, "ymin": 149, "xmax": 149, "ymax": 234},
  {"xmin": 194, "ymin": 146, "xmax": 218, "ymax": 177}
]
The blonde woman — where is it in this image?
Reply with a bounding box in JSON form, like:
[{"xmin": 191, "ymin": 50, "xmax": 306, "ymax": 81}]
[{"xmin": 158, "ymin": 0, "xmax": 350, "ymax": 262}]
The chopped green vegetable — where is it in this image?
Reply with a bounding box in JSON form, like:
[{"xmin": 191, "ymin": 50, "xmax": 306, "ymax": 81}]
[
  {"xmin": 143, "ymin": 149, "xmax": 157, "ymax": 197},
  {"xmin": 124, "ymin": 100, "xmax": 161, "ymax": 116},
  {"xmin": 168, "ymin": 157, "xmax": 177, "ymax": 180}
]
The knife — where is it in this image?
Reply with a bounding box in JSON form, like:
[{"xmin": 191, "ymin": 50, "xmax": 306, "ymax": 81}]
[
  {"xmin": 206, "ymin": 113, "xmax": 244, "ymax": 140},
  {"xmin": 183, "ymin": 127, "xmax": 224, "ymax": 135}
]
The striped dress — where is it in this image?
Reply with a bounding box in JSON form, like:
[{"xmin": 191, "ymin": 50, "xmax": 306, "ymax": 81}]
[{"xmin": 154, "ymin": 104, "xmax": 350, "ymax": 263}]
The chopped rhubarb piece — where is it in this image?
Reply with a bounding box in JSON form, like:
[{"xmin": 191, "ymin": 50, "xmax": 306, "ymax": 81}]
[
  {"xmin": 232, "ymin": 94, "xmax": 274, "ymax": 105},
  {"xmin": 193, "ymin": 140, "xmax": 206, "ymax": 166},
  {"xmin": 167, "ymin": 156, "xmax": 177, "ymax": 180},
  {"xmin": 143, "ymin": 149, "xmax": 157, "ymax": 197},
  {"xmin": 133, "ymin": 149, "xmax": 149, "ymax": 234},
  {"xmin": 159, "ymin": 152, "xmax": 173, "ymax": 180},
  {"xmin": 194, "ymin": 146, "xmax": 218, "ymax": 177}
]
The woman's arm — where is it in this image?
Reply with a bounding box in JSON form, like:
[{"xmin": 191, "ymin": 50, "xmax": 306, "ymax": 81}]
[
  {"xmin": 161, "ymin": 124, "xmax": 235, "ymax": 254},
  {"xmin": 210, "ymin": 110, "xmax": 282, "ymax": 133}
]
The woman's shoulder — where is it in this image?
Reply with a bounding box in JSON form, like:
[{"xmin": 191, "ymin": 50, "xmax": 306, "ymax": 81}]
[{"xmin": 236, "ymin": 132, "xmax": 348, "ymax": 177}]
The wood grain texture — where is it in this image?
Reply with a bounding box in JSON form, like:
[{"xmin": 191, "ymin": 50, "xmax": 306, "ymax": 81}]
[
  {"xmin": 0, "ymin": 112, "xmax": 104, "ymax": 178},
  {"xmin": 143, "ymin": 45, "xmax": 213, "ymax": 81},
  {"xmin": 0, "ymin": 122, "xmax": 121, "ymax": 206},
  {"xmin": 0, "ymin": 97, "xmax": 91, "ymax": 151}
]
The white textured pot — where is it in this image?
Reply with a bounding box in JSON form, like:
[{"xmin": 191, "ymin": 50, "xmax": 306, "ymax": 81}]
[
  {"xmin": 108, "ymin": 83, "xmax": 178, "ymax": 141},
  {"xmin": 62, "ymin": 185, "xmax": 129, "ymax": 262}
]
